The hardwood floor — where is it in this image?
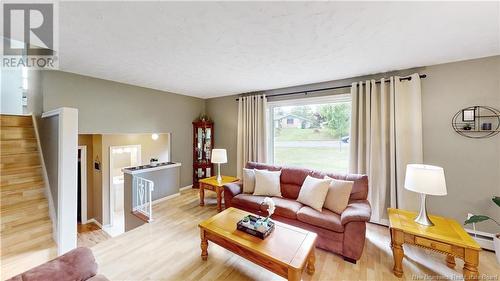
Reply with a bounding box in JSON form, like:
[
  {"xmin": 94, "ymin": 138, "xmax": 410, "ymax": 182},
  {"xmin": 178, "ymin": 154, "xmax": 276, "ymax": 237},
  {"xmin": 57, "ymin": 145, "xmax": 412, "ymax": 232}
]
[
  {"xmin": 92, "ymin": 189, "xmax": 498, "ymax": 280},
  {"xmin": 77, "ymin": 222, "xmax": 111, "ymax": 248},
  {"xmin": 0, "ymin": 241, "xmax": 57, "ymax": 280},
  {"xmin": 2, "ymin": 189, "xmax": 498, "ymax": 280}
]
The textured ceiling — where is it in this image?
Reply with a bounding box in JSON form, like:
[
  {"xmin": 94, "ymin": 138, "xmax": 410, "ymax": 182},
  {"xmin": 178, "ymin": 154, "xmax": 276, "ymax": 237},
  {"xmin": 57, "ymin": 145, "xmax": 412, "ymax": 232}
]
[{"xmin": 58, "ymin": 1, "xmax": 500, "ymax": 98}]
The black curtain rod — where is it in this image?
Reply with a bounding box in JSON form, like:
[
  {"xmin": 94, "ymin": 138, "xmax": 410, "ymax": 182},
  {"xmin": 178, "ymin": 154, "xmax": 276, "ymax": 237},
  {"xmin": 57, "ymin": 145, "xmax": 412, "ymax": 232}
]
[{"xmin": 235, "ymin": 74, "xmax": 427, "ymax": 101}]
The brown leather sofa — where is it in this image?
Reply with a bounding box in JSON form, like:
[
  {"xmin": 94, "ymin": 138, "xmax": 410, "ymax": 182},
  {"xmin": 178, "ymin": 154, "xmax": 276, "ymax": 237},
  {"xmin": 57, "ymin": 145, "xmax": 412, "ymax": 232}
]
[
  {"xmin": 7, "ymin": 247, "xmax": 108, "ymax": 281},
  {"xmin": 224, "ymin": 162, "xmax": 371, "ymax": 263}
]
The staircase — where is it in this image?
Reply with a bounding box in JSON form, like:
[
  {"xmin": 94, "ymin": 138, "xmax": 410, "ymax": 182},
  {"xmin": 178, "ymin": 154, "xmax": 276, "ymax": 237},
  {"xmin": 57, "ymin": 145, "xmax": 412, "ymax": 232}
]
[{"xmin": 0, "ymin": 114, "xmax": 54, "ymax": 257}]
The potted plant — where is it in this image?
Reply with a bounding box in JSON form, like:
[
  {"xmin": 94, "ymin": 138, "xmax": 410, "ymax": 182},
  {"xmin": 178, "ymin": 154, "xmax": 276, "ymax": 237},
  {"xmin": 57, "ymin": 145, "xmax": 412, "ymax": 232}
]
[{"xmin": 464, "ymin": 196, "xmax": 500, "ymax": 264}]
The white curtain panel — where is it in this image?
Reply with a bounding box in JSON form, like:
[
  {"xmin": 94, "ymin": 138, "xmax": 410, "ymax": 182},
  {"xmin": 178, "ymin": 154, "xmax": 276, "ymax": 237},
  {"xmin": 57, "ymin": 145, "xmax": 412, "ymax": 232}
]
[
  {"xmin": 349, "ymin": 73, "xmax": 423, "ymax": 223},
  {"xmin": 237, "ymin": 94, "xmax": 268, "ymax": 178}
]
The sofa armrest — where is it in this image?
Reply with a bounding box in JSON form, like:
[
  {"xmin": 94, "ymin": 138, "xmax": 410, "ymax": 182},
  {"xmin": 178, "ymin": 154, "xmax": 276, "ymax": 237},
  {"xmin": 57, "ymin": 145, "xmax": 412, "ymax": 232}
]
[
  {"xmin": 7, "ymin": 247, "xmax": 98, "ymax": 281},
  {"xmin": 223, "ymin": 181, "xmax": 243, "ymax": 208},
  {"xmin": 224, "ymin": 181, "xmax": 243, "ymax": 196},
  {"xmin": 340, "ymin": 200, "xmax": 372, "ymax": 225}
]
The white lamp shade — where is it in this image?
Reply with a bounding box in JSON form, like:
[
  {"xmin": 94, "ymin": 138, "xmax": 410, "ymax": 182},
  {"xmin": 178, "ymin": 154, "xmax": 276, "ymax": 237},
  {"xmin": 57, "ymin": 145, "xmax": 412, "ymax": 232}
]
[
  {"xmin": 404, "ymin": 164, "xmax": 447, "ymax": 196},
  {"xmin": 211, "ymin": 149, "xmax": 227, "ymax": 164}
]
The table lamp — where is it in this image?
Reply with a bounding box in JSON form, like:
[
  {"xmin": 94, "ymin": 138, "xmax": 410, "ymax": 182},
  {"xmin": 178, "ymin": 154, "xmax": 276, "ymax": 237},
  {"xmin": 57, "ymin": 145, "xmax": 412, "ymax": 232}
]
[
  {"xmin": 211, "ymin": 149, "xmax": 227, "ymax": 183},
  {"xmin": 404, "ymin": 164, "xmax": 447, "ymax": 226}
]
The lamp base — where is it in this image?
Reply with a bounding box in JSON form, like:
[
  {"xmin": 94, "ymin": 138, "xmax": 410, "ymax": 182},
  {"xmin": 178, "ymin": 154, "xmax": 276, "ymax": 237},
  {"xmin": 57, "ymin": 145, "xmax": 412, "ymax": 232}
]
[
  {"xmin": 414, "ymin": 193, "xmax": 434, "ymax": 226},
  {"xmin": 216, "ymin": 163, "xmax": 222, "ymax": 183}
]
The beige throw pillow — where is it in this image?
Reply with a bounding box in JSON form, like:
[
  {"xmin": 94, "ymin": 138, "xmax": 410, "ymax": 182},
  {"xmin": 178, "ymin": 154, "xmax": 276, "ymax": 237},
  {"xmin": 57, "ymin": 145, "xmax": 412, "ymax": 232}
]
[
  {"xmin": 323, "ymin": 176, "xmax": 354, "ymax": 214},
  {"xmin": 296, "ymin": 175, "xmax": 331, "ymax": 212},
  {"xmin": 253, "ymin": 170, "xmax": 282, "ymax": 197},
  {"xmin": 242, "ymin": 168, "xmax": 267, "ymax": 194}
]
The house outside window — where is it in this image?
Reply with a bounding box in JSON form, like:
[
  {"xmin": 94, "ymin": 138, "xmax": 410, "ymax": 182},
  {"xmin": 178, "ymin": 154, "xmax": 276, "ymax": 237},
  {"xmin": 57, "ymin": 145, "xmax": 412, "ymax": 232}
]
[{"xmin": 268, "ymin": 94, "xmax": 351, "ymax": 173}]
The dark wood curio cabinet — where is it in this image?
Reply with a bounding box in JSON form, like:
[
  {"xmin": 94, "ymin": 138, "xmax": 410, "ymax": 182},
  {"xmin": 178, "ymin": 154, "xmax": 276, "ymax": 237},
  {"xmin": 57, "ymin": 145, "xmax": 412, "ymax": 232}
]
[{"xmin": 192, "ymin": 120, "xmax": 214, "ymax": 188}]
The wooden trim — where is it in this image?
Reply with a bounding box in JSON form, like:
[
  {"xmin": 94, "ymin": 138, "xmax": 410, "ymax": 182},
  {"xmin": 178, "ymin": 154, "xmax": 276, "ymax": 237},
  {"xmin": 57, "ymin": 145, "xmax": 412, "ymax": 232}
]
[
  {"xmin": 87, "ymin": 218, "xmax": 103, "ymax": 228},
  {"xmin": 131, "ymin": 211, "xmax": 150, "ymax": 223},
  {"xmin": 78, "ymin": 146, "xmax": 87, "ymax": 223}
]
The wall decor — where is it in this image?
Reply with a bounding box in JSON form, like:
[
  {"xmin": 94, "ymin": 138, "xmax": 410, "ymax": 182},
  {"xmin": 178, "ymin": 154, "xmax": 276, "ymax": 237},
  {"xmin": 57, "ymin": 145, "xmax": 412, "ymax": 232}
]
[
  {"xmin": 462, "ymin": 109, "xmax": 475, "ymax": 122},
  {"xmin": 452, "ymin": 106, "xmax": 500, "ymax": 139}
]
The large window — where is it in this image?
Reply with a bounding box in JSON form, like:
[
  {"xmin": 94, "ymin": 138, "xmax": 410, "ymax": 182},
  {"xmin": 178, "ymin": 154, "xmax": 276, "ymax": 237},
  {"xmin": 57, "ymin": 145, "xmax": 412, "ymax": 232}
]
[{"xmin": 268, "ymin": 95, "xmax": 351, "ymax": 173}]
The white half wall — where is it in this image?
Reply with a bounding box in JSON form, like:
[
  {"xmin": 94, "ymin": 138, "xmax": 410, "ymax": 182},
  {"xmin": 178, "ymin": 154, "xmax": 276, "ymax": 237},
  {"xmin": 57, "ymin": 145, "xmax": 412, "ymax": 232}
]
[{"xmin": 42, "ymin": 107, "xmax": 79, "ymax": 255}]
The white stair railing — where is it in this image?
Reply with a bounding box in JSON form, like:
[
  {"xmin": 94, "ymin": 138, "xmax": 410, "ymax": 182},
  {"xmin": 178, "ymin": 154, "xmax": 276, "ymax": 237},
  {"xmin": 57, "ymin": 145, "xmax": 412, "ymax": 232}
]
[{"xmin": 132, "ymin": 176, "xmax": 154, "ymax": 222}]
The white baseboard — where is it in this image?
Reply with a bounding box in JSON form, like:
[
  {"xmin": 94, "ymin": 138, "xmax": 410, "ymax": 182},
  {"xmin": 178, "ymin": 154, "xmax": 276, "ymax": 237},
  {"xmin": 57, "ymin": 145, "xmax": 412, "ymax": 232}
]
[
  {"xmin": 152, "ymin": 193, "xmax": 180, "ymax": 205},
  {"xmin": 180, "ymin": 185, "xmax": 193, "ymax": 191},
  {"xmin": 87, "ymin": 218, "xmax": 103, "ymax": 229}
]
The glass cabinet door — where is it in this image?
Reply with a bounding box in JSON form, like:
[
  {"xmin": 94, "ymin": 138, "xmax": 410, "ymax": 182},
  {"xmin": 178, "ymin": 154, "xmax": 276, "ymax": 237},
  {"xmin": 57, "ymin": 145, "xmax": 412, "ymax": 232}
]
[
  {"xmin": 197, "ymin": 127, "xmax": 203, "ymax": 161},
  {"xmin": 205, "ymin": 128, "xmax": 211, "ymax": 161}
]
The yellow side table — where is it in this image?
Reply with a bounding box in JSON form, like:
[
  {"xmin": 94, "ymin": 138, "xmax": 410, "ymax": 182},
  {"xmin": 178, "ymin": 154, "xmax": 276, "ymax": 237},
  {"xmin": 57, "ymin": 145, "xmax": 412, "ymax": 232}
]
[
  {"xmin": 199, "ymin": 176, "xmax": 238, "ymax": 212},
  {"xmin": 388, "ymin": 208, "xmax": 481, "ymax": 280}
]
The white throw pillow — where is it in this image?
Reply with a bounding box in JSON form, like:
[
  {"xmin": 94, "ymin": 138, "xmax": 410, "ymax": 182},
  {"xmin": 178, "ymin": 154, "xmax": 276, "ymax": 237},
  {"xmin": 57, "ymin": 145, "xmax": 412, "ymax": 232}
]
[
  {"xmin": 242, "ymin": 168, "xmax": 268, "ymax": 194},
  {"xmin": 296, "ymin": 175, "xmax": 331, "ymax": 212},
  {"xmin": 253, "ymin": 170, "xmax": 282, "ymax": 197},
  {"xmin": 323, "ymin": 176, "xmax": 354, "ymax": 214}
]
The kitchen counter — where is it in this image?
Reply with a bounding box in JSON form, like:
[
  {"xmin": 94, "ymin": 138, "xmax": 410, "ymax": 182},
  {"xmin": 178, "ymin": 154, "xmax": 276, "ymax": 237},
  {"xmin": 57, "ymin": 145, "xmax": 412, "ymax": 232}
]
[{"xmin": 122, "ymin": 162, "xmax": 181, "ymax": 175}]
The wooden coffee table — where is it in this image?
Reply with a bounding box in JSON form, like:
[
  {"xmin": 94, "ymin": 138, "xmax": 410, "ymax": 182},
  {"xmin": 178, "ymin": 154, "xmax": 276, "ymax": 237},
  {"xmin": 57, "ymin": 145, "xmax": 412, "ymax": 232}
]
[{"xmin": 198, "ymin": 207, "xmax": 317, "ymax": 281}]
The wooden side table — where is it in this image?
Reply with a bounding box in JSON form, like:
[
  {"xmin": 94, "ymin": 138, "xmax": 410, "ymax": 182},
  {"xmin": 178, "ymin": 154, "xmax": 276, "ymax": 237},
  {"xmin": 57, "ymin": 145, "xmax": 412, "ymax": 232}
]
[
  {"xmin": 388, "ymin": 208, "xmax": 481, "ymax": 280},
  {"xmin": 199, "ymin": 176, "xmax": 238, "ymax": 212}
]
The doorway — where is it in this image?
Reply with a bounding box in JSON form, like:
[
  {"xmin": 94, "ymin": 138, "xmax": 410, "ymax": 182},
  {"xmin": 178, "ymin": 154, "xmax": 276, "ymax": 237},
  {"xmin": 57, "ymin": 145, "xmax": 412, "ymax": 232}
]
[
  {"xmin": 77, "ymin": 146, "xmax": 87, "ymax": 224},
  {"xmin": 107, "ymin": 145, "xmax": 141, "ymax": 236}
]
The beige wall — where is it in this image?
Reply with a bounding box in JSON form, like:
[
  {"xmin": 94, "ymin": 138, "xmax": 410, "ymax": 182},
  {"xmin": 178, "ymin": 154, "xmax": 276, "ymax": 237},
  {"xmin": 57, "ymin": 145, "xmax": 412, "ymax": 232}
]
[
  {"xmin": 78, "ymin": 135, "xmax": 94, "ymax": 219},
  {"xmin": 92, "ymin": 134, "xmax": 103, "ymax": 223},
  {"xmin": 205, "ymin": 95, "xmax": 239, "ymax": 176},
  {"xmin": 421, "ymin": 56, "xmax": 500, "ymax": 234},
  {"xmin": 207, "ymin": 56, "xmax": 500, "ymax": 233},
  {"xmin": 38, "ymin": 115, "xmax": 60, "ymax": 215},
  {"xmin": 41, "ymin": 70, "xmax": 205, "ymax": 190}
]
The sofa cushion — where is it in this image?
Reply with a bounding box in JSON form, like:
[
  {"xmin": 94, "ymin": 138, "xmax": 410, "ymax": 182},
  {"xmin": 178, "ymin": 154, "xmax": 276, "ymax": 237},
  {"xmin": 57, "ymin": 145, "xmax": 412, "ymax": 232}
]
[
  {"xmin": 297, "ymin": 206, "xmax": 344, "ymax": 232},
  {"xmin": 232, "ymin": 194, "xmax": 266, "ymax": 211},
  {"xmin": 259, "ymin": 197, "xmax": 303, "ymax": 219},
  {"xmin": 253, "ymin": 170, "xmax": 282, "ymax": 197},
  {"xmin": 279, "ymin": 167, "xmax": 310, "ymax": 199},
  {"xmin": 323, "ymin": 176, "xmax": 354, "ymax": 214},
  {"xmin": 296, "ymin": 175, "xmax": 331, "ymax": 212},
  {"xmin": 246, "ymin": 161, "xmax": 369, "ymax": 201},
  {"xmin": 243, "ymin": 168, "xmax": 268, "ymax": 194}
]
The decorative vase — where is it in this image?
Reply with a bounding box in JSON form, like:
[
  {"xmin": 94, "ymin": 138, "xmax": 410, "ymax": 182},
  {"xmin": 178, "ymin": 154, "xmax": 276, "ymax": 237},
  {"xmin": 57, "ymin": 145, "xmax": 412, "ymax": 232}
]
[{"xmin": 495, "ymin": 233, "xmax": 500, "ymax": 265}]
